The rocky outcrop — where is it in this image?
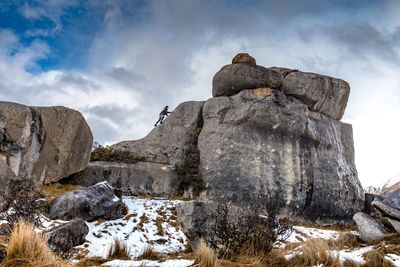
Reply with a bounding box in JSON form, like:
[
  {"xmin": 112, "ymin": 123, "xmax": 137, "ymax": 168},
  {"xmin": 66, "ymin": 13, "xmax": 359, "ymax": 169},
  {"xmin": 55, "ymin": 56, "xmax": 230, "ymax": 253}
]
[
  {"xmin": 0, "ymin": 101, "xmax": 93, "ymax": 186},
  {"xmin": 212, "ymin": 64, "xmax": 283, "ymax": 97},
  {"xmin": 381, "ymin": 182, "xmax": 400, "ymax": 209},
  {"xmin": 198, "ymin": 88, "xmax": 363, "ymax": 223},
  {"xmin": 111, "ymin": 101, "xmax": 204, "ymax": 166},
  {"xmin": 46, "ymin": 219, "xmax": 89, "ymax": 252},
  {"xmin": 49, "ymin": 182, "xmax": 126, "ymax": 222},
  {"xmin": 354, "ymin": 195, "xmax": 400, "ymax": 241},
  {"xmin": 66, "ymin": 161, "xmax": 179, "ymax": 196},
  {"xmin": 0, "ymin": 161, "xmax": 16, "ymax": 210},
  {"xmin": 353, "ymin": 212, "xmax": 389, "ymax": 242},
  {"xmin": 232, "ymin": 53, "xmax": 256, "ymax": 65}
]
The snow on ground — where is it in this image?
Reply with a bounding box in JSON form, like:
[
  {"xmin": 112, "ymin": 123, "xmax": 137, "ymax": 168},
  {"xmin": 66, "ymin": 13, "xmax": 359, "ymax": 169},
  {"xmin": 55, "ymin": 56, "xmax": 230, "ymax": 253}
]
[
  {"xmin": 386, "ymin": 254, "xmax": 400, "ymax": 267},
  {"xmin": 286, "ymin": 226, "xmax": 342, "ymax": 243},
  {"xmin": 331, "ymin": 246, "xmax": 374, "ymax": 264},
  {"xmin": 75, "ymin": 197, "xmax": 189, "ymax": 259}
]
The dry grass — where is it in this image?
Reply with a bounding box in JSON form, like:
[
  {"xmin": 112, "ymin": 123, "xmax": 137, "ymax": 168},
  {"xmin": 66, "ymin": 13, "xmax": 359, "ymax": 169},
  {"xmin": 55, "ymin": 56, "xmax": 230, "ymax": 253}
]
[
  {"xmin": 0, "ymin": 220, "xmax": 70, "ymax": 267},
  {"xmin": 194, "ymin": 239, "xmax": 220, "ymax": 267},
  {"xmin": 362, "ymin": 250, "xmax": 395, "ymax": 267},
  {"xmin": 40, "ymin": 183, "xmax": 82, "ymax": 202},
  {"xmin": 155, "ymin": 217, "xmax": 164, "ymax": 236},
  {"xmin": 107, "ymin": 238, "xmax": 131, "ymax": 260},
  {"xmin": 75, "ymin": 256, "xmax": 107, "ymax": 267},
  {"xmin": 137, "ymin": 244, "xmax": 163, "ymax": 261}
]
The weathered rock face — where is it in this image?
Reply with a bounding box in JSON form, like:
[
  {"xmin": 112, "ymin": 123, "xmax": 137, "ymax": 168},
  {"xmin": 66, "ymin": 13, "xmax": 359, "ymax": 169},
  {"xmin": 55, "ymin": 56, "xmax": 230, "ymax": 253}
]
[
  {"xmin": 67, "ymin": 161, "xmax": 179, "ymax": 196},
  {"xmin": 112, "ymin": 101, "xmax": 204, "ymax": 166},
  {"xmin": 49, "ymin": 182, "xmax": 126, "ymax": 222},
  {"xmin": 353, "ymin": 212, "xmax": 389, "ymax": 242},
  {"xmin": 46, "ymin": 219, "xmax": 89, "ymax": 252},
  {"xmin": 198, "ymin": 88, "xmax": 363, "ymax": 223},
  {"xmin": 212, "ymin": 64, "xmax": 284, "ymax": 97},
  {"xmin": 279, "ymin": 69, "xmax": 350, "ymax": 120},
  {"xmin": 0, "ymin": 101, "xmax": 93, "ymax": 186},
  {"xmin": 0, "ymin": 161, "xmax": 16, "ymax": 210}
]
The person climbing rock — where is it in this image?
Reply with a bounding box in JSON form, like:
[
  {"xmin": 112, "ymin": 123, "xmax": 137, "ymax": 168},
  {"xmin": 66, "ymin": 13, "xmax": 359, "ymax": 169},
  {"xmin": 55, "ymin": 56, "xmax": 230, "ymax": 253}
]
[{"xmin": 154, "ymin": 105, "xmax": 171, "ymax": 126}]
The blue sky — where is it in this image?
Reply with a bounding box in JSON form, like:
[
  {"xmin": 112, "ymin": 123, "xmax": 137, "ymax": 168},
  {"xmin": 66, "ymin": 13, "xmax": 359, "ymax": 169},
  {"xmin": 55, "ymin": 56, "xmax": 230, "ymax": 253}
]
[{"xmin": 1, "ymin": 0, "xmax": 400, "ymax": 187}]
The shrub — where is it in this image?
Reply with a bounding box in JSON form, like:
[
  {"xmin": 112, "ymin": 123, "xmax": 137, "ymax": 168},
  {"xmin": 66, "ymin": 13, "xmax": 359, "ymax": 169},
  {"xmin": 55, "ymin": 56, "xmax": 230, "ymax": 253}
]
[
  {"xmin": 90, "ymin": 146, "xmax": 145, "ymax": 163},
  {"xmin": 0, "ymin": 220, "xmax": 70, "ymax": 267},
  {"xmin": 205, "ymin": 194, "xmax": 292, "ymax": 258},
  {"xmin": 174, "ymin": 144, "xmax": 205, "ymax": 197},
  {"xmin": 137, "ymin": 245, "xmax": 163, "ymax": 261}
]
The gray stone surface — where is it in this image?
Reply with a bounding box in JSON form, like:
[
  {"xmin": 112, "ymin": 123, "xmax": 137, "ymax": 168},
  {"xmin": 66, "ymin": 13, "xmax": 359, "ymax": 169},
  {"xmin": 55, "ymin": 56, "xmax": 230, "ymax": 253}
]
[
  {"xmin": 198, "ymin": 88, "xmax": 363, "ymax": 223},
  {"xmin": 176, "ymin": 201, "xmax": 216, "ymax": 250},
  {"xmin": 372, "ymin": 200, "xmax": 400, "ymax": 221},
  {"xmin": 353, "ymin": 212, "xmax": 388, "ymax": 241},
  {"xmin": 46, "ymin": 219, "xmax": 89, "ymax": 252},
  {"xmin": 0, "ymin": 101, "xmax": 92, "ymax": 186},
  {"xmin": 0, "ymin": 161, "xmax": 17, "ymax": 210},
  {"xmin": 112, "ymin": 101, "xmax": 204, "ymax": 166},
  {"xmin": 281, "ymin": 70, "xmax": 350, "ymax": 120},
  {"xmin": 212, "ymin": 63, "xmax": 284, "ymax": 97},
  {"xmin": 387, "ymin": 218, "xmax": 400, "ymax": 232},
  {"xmin": 67, "ymin": 161, "xmax": 179, "ymax": 196},
  {"xmin": 49, "ymin": 182, "xmax": 126, "ymax": 222}
]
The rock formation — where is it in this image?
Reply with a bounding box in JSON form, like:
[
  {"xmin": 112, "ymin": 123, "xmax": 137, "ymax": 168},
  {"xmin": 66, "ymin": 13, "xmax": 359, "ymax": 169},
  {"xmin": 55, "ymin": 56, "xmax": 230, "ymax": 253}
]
[
  {"xmin": 0, "ymin": 101, "xmax": 93, "ymax": 186},
  {"xmin": 354, "ymin": 193, "xmax": 400, "ymax": 241},
  {"xmin": 49, "ymin": 181, "xmax": 126, "ymax": 222},
  {"xmin": 68, "ymin": 101, "xmax": 204, "ymax": 196},
  {"xmin": 46, "ymin": 219, "xmax": 89, "ymax": 252},
  {"xmin": 68, "ymin": 53, "xmax": 363, "ymax": 223}
]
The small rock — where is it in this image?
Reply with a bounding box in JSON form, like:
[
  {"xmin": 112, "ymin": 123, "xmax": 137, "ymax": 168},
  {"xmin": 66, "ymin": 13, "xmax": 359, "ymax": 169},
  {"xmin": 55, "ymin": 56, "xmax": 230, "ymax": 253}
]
[
  {"xmin": 46, "ymin": 219, "xmax": 89, "ymax": 252},
  {"xmin": 353, "ymin": 212, "xmax": 389, "ymax": 241},
  {"xmin": 49, "ymin": 182, "xmax": 126, "ymax": 222},
  {"xmin": 232, "ymin": 53, "xmax": 256, "ymax": 65}
]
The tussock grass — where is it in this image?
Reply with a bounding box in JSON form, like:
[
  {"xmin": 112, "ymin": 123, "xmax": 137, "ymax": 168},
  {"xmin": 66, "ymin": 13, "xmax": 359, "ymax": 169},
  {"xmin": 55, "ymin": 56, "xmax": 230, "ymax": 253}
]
[
  {"xmin": 138, "ymin": 244, "xmax": 163, "ymax": 261},
  {"xmin": 0, "ymin": 220, "xmax": 70, "ymax": 267},
  {"xmin": 76, "ymin": 256, "xmax": 107, "ymax": 267},
  {"xmin": 107, "ymin": 238, "xmax": 131, "ymax": 260},
  {"xmin": 194, "ymin": 239, "xmax": 219, "ymax": 267},
  {"xmin": 362, "ymin": 250, "xmax": 394, "ymax": 267}
]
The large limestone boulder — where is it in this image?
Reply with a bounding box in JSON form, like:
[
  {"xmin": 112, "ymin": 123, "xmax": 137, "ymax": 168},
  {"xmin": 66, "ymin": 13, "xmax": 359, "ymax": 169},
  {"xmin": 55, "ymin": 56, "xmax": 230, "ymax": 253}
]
[
  {"xmin": 212, "ymin": 64, "xmax": 284, "ymax": 97},
  {"xmin": 0, "ymin": 101, "xmax": 93, "ymax": 186},
  {"xmin": 67, "ymin": 161, "xmax": 179, "ymax": 196},
  {"xmin": 280, "ymin": 70, "xmax": 350, "ymax": 120},
  {"xmin": 112, "ymin": 101, "xmax": 204, "ymax": 166},
  {"xmin": 198, "ymin": 88, "xmax": 363, "ymax": 223},
  {"xmin": 46, "ymin": 219, "xmax": 89, "ymax": 252},
  {"xmin": 49, "ymin": 182, "xmax": 126, "ymax": 222},
  {"xmin": 353, "ymin": 212, "xmax": 389, "ymax": 242}
]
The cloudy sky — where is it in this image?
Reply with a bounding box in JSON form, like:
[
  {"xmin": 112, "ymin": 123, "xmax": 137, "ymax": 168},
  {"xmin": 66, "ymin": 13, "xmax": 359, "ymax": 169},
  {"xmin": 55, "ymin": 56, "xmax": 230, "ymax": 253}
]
[{"xmin": 1, "ymin": 0, "xmax": 399, "ymax": 187}]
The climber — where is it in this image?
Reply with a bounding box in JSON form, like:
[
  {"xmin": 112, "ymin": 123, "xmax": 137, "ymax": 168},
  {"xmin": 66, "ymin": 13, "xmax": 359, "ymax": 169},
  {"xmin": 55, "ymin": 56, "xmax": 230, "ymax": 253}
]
[{"xmin": 154, "ymin": 105, "xmax": 171, "ymax": 126}]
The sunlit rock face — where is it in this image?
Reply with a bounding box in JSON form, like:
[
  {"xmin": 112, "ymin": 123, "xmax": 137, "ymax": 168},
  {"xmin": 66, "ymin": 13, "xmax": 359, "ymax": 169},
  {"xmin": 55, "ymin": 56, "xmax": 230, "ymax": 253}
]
[
  {"xmin": 0, "ymin": 101, "xmax": 93, "ymax": 186},
  {"xmin": 198, "ymin": 88, "xmax": 363, "ymax": 223}
]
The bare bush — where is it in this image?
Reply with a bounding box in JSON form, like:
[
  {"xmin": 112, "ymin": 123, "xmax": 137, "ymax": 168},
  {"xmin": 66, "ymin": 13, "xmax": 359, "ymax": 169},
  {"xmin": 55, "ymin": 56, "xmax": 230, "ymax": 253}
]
[{"xmin": 205, "ymin": 194, "xmax": 293, "ymax": 258}]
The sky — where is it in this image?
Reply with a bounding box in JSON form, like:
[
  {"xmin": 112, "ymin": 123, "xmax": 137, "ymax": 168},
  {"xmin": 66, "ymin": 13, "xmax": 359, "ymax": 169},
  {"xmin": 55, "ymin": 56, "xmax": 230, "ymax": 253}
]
[{"xmin": 0, "ymin": 0, "xmax": 399, "ymax": 187}]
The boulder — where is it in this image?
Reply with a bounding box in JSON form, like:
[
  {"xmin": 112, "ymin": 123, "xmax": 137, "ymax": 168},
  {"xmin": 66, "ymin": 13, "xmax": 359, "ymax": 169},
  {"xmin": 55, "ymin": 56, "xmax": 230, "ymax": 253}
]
[
  {"xmin": 66, "ymin": 161, "xmax": 179, "ymax": 196},
  {"xmin": 176, "ymin": 201, "xmax": 216, "ymax": 250},
  {"xmin": 372, "ymin": 200, "xmax": 400, "ymax": 221},
  {"xmin": 280, "ymin": 70, "xmax": 350, "ymax": 120},
  {"xmin": 46, "ymin": 219, "xmax": 88, "ymax": 252},
  {"xmin": 49, "ymin": 182, "xmax": 126, "ymax": 222},
  {"xmin": 212, "ymin": 64, "xmax": 284, "ymax": 97},
  {"xmin": 111, "ymin": 101, "xmax": 204, "ymax": 166},
  {"xmin": 353, "ymin": 212, "xmax": 389, "ymax": 241},
  {"xmin": 0, "ymin": 101, "xmax": 93, "ymax": 186},
  {"xmin": 198, "ymin": 88, "xmax": 363, "ymax": 223},
  {"xmin": 232, "ymin": 53, "xmax": 256, "ymax": 65}
]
